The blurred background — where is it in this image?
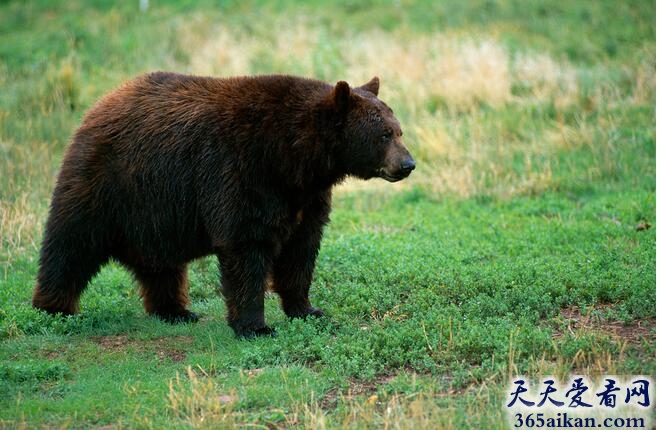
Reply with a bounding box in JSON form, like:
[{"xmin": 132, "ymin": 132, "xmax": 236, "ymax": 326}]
[{"xmin": 2, "ymin": 1, "xmax": 654, "ymax": 210}]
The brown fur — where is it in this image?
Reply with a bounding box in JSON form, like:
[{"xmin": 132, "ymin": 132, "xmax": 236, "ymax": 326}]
[{"xmin": 33, "ymin": 72, "xmax": 415, "ymax": 337}]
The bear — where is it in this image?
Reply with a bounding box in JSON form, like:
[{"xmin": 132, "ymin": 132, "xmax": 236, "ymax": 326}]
[{"xmin": 32, "ymin": 72, "xmax": 415, "ymax": 338}]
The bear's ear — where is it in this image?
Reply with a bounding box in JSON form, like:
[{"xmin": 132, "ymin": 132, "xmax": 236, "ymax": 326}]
[
  {"xmin": 333, "ymin": 81, "xmax": 351, "ymax": 112},
  {"xmin": 358, "ymin": 76, "xmax": 379, "ymax": 96}
]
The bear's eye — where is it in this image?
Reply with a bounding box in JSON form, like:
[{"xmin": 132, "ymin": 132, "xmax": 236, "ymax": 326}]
[{"xmin": 382, "ymin": 131, "xmax": 394, "ymax": 141}]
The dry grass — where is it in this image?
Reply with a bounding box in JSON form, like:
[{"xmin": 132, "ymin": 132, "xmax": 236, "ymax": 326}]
[
  {"xmin": 167, "ymin": 366, "xmax": 241, "ymax": 429},
  {"xmin": 165, "ymin": 366, "xmax": 504, "ymax": 429},
  {"xmin": 301, "ymin": 394, "xmax": 455, "ymax": 430},
  {"xmin": 632, "ymin": 47, "xmax": 656, "ymax": 104},
  {"xmin": 176, "ymin": 14, "xmax": 653, "ymax": 199},
  {"xmin": 0, "ymin": 193, "xmax": 43, "ymax": 280},
  {"xmin": 513, "ymin": 52, "xmax": 579, "ymax": 107},
  {"xmin": 183, "ymin": 17, "xmax": 569, "ymax": 111},
  {"xmin": 0, "ymin": 57, "xmax": 77, "ymax": 268}
]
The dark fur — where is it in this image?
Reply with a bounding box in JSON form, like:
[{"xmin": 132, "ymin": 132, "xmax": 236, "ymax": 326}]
[{"xmin": 33, "ymin": 72, "xmax": 415, "ymax": 337}]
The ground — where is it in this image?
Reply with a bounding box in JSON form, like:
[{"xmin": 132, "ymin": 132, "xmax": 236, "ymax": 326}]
[{"xmin": 0, "ymin": 0, "xmax": 654, "ymax": 428}]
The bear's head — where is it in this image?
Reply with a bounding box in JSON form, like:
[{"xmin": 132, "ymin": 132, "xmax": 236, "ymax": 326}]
[{"xmin": 329, "ymin": 77, "xmax": 415, "ymax": 183}]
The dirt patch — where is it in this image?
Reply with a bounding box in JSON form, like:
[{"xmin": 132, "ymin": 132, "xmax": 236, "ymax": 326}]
[
  {"xmin": 92, "ymin": 334, "xmax": 131, "ymax": 351},
  {"xmin": 42, "ymin": 350, "xmax": 62, "ymax": 360},
  {"xmin": 317, "ymin": 371, "xmax": 464, "ymax": 413},
  {"xmin": 155, "ymin": 348, "xmax": 187, "ymax": 363},
  {"xmin": 318, "ymin": 373, "xmax": 397, "ymax": 410},
  {"xmin": 90, "ymin": 335, "xmax": 193, "ymax": 363},
  {"xmin": 556, "ymin": 305, "xmax": 655, "ymax": 347}
]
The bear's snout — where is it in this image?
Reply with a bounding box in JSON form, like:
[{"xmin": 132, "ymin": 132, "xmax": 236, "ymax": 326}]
[
  {"xmin": 379, "ymin": 141, "xmax": 416, "ymax": 182},
  {"xmin": 386, "ymin": 156, "xmax": 415, "ymax": 181},
  {"xmin": 398, "ymin": 158, "xmax": 416, "ymax": 176}
]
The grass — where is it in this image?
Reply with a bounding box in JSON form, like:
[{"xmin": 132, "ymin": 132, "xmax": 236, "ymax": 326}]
[{"xmin": 0, "ymin": 0, "xmax": 655, "ymax": 428}]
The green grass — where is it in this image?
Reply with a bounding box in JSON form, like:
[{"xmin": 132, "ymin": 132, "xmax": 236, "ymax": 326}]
[{"xmin": 1, "ymin": 0, "xmax": 655, "ymax": 428}]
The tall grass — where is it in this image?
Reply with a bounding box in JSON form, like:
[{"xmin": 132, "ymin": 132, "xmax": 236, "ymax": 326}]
[{"xmin": 2, "ymin": 6, "xmax": 654, "ymax": 258}]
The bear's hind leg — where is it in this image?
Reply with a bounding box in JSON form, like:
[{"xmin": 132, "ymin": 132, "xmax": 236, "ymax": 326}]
[
  {"xmin": 135, "ymin": 265, "xmax": 198, "ymax": 324},
  {"xmin": 33, "ymin": 240, "xmax": 108, "ymax": 316}
]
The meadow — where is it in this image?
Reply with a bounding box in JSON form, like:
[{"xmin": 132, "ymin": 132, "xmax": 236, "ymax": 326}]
[{"xmin": 0, "ymin": 0, "xmax": 655, "ymax": 428}]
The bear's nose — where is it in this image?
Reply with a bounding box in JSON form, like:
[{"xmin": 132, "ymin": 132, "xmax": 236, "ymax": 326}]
[{"xmin": 399, "ymin": 158, "xmax": 416, "ymax": 175}]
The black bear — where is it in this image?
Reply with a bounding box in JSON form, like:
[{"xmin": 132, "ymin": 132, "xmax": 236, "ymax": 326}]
[{"xmin": 33, "ymin": 73, "xmax": 415, "ymax": 337}]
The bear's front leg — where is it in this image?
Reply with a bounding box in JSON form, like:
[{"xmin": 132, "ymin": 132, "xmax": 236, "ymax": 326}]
[
  {"xmin": 272, "ymin": 193, "xmax": 331, "ymax": 319},
  {"xmin": 217, "ymin": 244, "xmax": 275, "ymax": 338}
]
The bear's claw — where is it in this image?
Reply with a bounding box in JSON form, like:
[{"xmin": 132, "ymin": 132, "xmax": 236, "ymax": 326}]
[
  {"xmin": 234, "ymin": 325, "xmax": 276, "ymax": 339},
  {"xmin": 305, "ymin": 307, "xmax": 324, "ymax": 318},
  {"xmin": 285, "ymin": 306, "xmax": 325, "ymax": 319}
]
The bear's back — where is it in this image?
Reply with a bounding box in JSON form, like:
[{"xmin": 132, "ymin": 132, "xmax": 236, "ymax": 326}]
[{"xmin": 74, "ymin": 72, "xmax": 330, "ymax": 155}]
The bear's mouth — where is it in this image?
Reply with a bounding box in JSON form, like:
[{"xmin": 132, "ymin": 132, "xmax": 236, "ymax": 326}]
[{"xmin": 377, "ymin": 168, "xmax": 411, "ymax": 183}]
